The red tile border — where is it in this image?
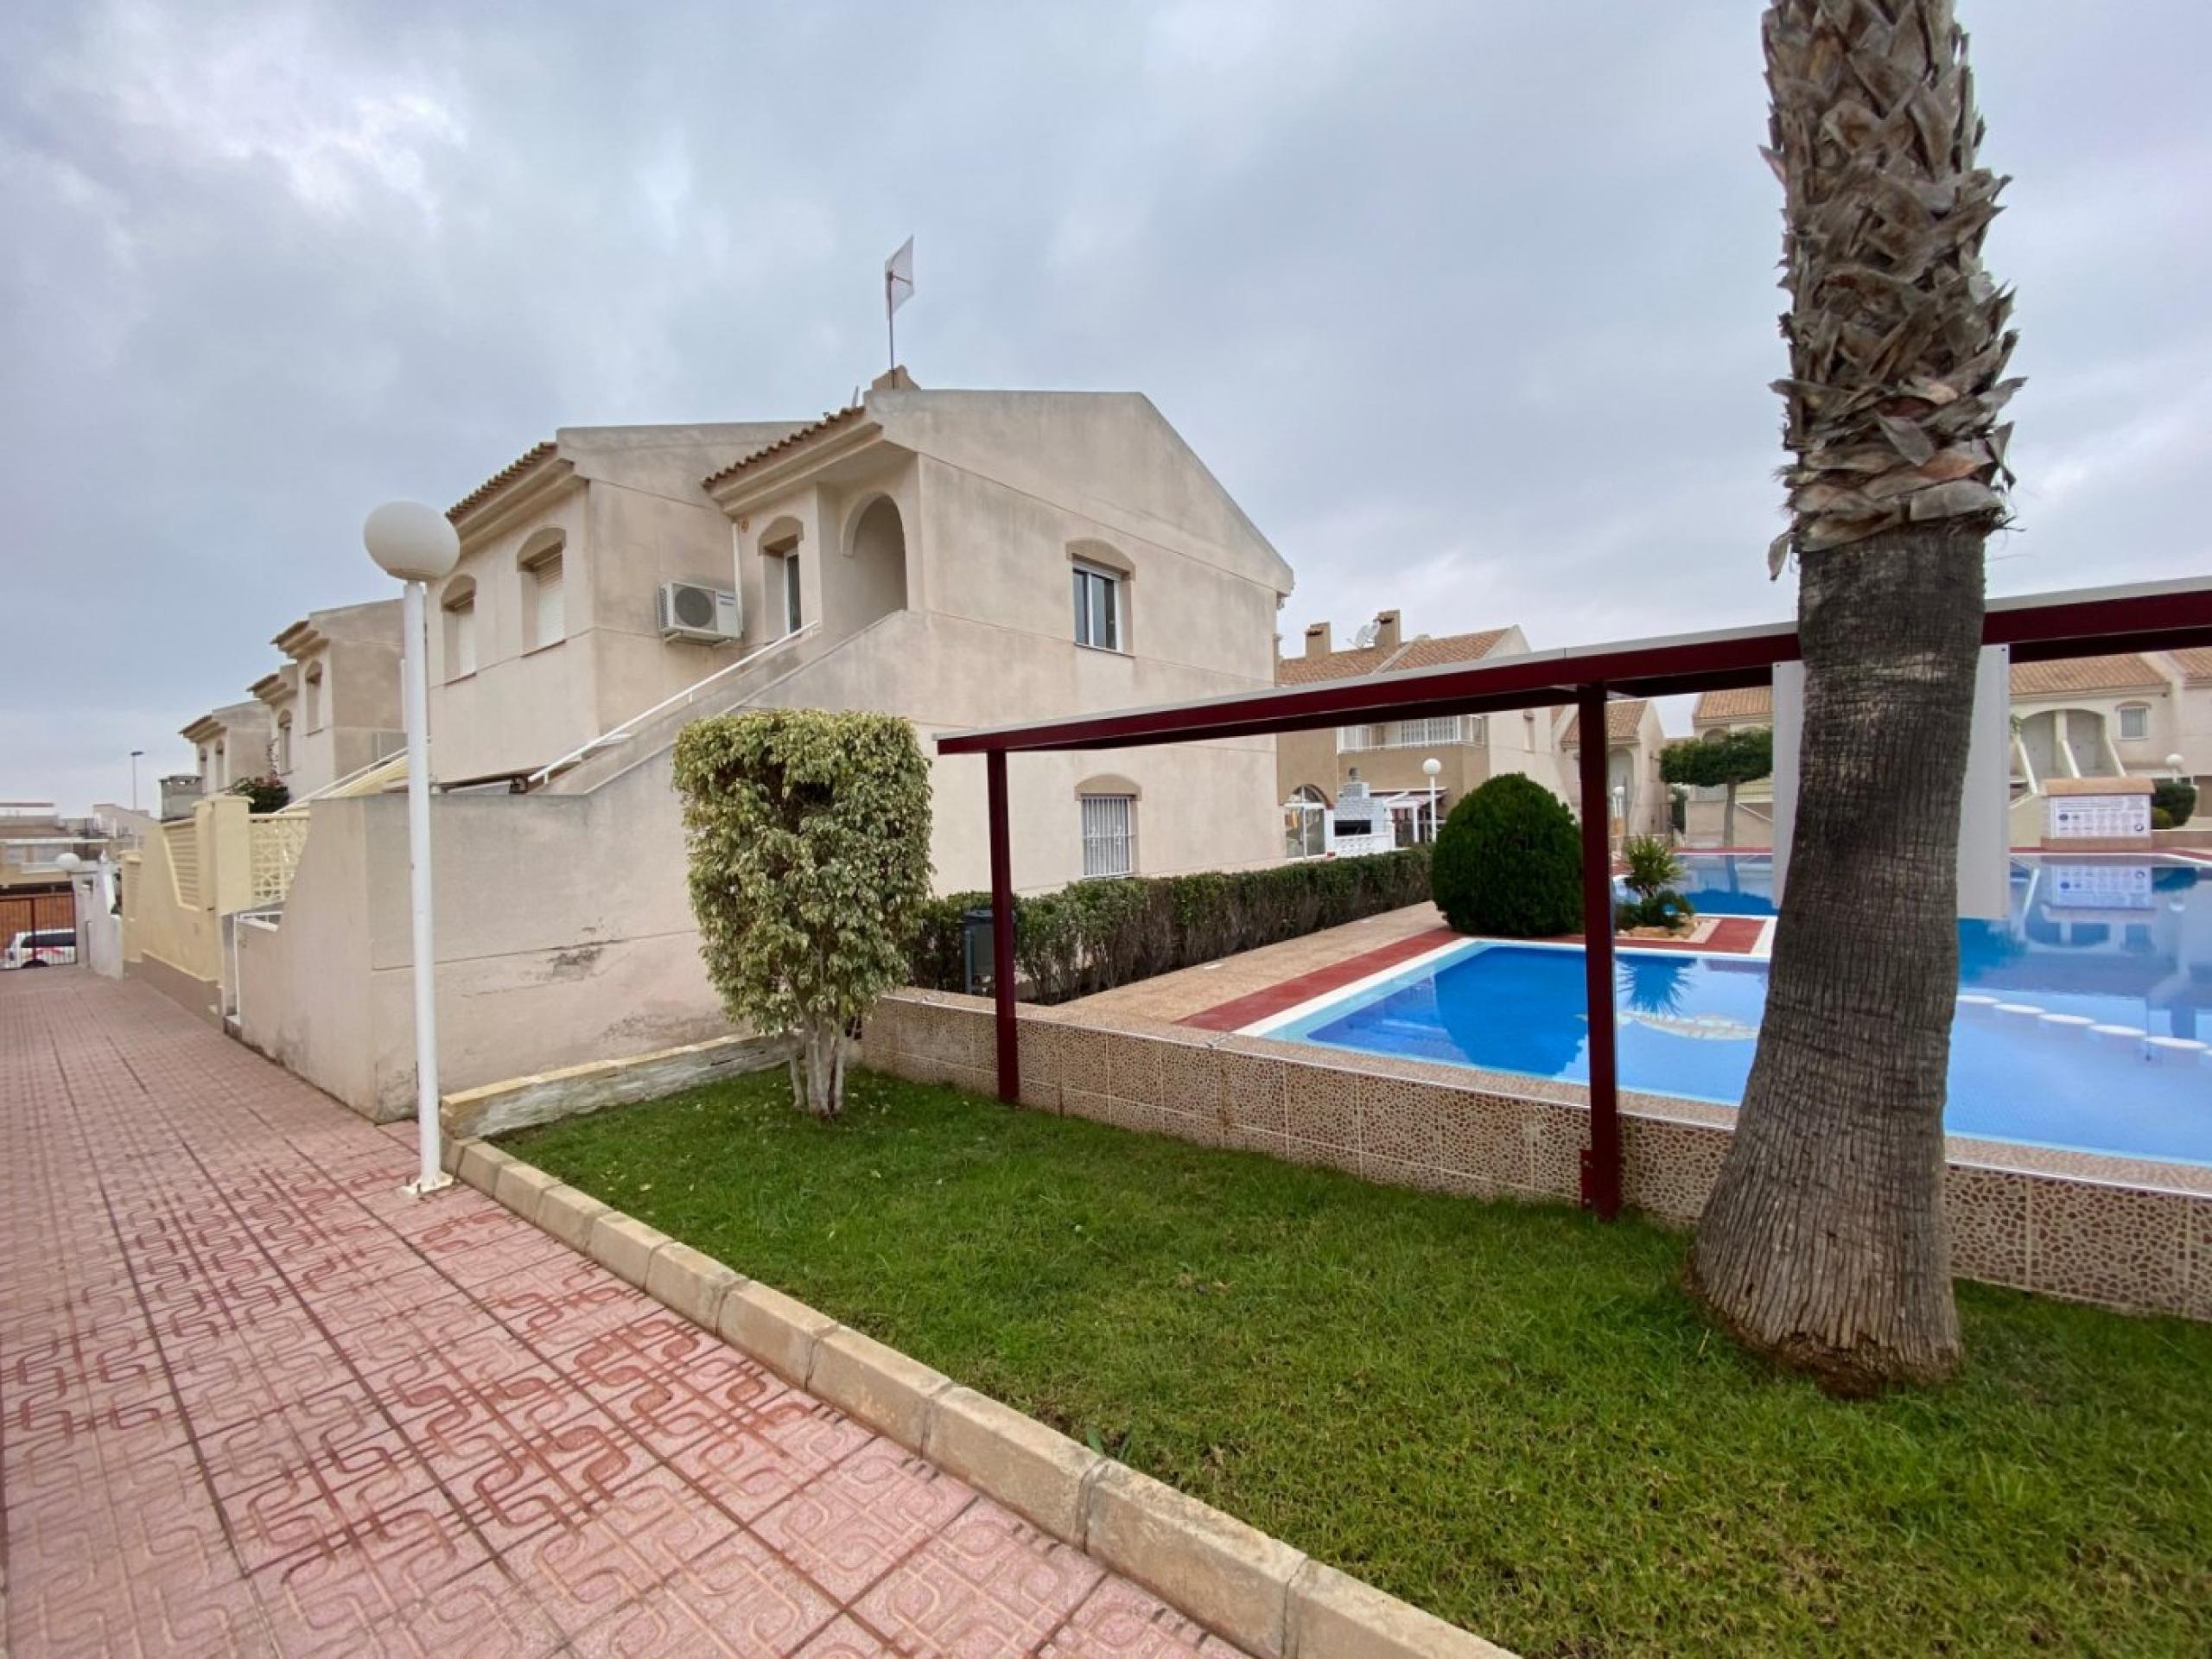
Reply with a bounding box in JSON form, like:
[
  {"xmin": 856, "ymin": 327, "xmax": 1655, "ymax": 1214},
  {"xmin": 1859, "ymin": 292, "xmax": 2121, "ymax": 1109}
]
[{"xmin": 1179, "ymin": 928, "xmax": 1461, "ymax": 1032}]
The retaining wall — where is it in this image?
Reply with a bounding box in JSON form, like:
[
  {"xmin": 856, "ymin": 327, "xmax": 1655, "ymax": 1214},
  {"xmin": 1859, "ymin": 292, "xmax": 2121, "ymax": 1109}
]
[{"xmin": 862, "ymin": 989, "xmax": 2212, "ymax": 1323}]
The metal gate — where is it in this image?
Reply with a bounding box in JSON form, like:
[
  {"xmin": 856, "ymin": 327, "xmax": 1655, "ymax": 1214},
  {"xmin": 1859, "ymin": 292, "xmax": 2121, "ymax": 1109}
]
[{"xmin": 0, "ymin": 887, "xmax": 79, "ymax": 959}]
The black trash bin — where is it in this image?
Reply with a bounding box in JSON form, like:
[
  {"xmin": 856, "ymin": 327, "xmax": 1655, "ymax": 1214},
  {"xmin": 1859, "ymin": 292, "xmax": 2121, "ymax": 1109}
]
[{"xmin": 960, "ymin": 906, "xmax": 996, "ymax": 995}]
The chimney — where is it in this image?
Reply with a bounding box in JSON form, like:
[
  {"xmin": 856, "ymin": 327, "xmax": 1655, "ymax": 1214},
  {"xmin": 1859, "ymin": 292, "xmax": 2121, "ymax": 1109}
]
[
  {"xmin": 1304, "ymin": 621, "xmax": 1333, "ymax": 658},
  {"xmin": 1372, "ymin": 609, "xmax": 1402, "ymax": 652}
]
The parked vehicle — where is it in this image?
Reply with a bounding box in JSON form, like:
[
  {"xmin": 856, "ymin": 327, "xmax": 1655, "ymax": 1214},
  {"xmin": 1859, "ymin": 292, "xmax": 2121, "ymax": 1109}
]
[{"xmin": 2, "ymin": 929, "xmax": 76, "ymax": 969}]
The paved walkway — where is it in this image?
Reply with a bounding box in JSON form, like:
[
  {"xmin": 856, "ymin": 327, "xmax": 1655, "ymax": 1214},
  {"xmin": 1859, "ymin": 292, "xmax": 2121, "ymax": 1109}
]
[{"xmin": 1, "ymin": 971, "xmax": 1237, "ymax": 1656}]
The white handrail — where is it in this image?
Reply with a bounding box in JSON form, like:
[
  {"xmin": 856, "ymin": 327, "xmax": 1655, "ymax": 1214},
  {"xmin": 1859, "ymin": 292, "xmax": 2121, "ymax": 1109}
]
[{"xmin": 524, "ymin": 622, "xmax": 822, "ymax": 788}]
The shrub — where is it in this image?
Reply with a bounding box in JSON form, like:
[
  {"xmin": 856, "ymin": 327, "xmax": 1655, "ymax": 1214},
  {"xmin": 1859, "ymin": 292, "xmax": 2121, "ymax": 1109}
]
[
  {"xmin": 1621, "ymin": 835, "xmax": 1684, "ymax": 899},
  {"xmin": 673, "ymin": 709, "xmax": 932, "ymax": 1118},
  {"xmin": 227, "ymin": 775, "xmax": 290, "ymax": 814},
  {"xmin": 907, "ymin": 845, "xmax": 1433, "ymax": 1004},
  {"xmin": 2152, "ymin": 777, "xmax": 2197, "ymax": 826},
  {"xmin": 2152, "ymin": 806, "xmax": 2176, "ymax": 830},
  {"xmin": 1432, "ymin": 774, "xmax": 1583, "ymax": 938},
  {"xmin": 1619, "ymin": 889, "xmax": 1697, "ymax": 931}
]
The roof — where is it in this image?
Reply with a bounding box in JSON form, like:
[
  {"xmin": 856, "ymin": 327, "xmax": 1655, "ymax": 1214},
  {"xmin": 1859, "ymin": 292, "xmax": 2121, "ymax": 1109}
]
[
  {"xmin": 701, "ymin": 405, "xmax": 864, "ymax": 490},
  {"xmin": 2172, "ymin": 647, "xmax": 2212, "ymax": 685},
  {"xmin": 938, "ymin": 577, "xmax": 2212, "ymax": 757},
  {"xmin": 1560, "ymin": 698, "xmax": 1651, "ymax": 747},
  {"xmin": 1277, "ymin": 626, "xmax": 1511, "ymax": 687},
  {"xmin": 448, "ymin": 441, "xmax": 557, "ymax": 520},
  {"xmin": 1694, "ymin": 685, "xmax": 1773, "ymax": 724},
  {"xmin": 2008, "ymin": 652, "xmax": 2166, "ymax": 697}
]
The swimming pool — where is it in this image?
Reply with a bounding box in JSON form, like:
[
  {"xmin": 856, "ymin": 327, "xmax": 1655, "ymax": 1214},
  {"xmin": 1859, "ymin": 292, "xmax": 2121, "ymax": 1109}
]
[{"xmin": 1268, "ymin": 855, "xmax": 2212, "ymax": 1166}]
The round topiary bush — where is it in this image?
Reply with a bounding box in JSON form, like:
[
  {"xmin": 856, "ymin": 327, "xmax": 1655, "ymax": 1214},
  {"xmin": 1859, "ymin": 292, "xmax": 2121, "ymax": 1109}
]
[{"xmin": 1432, "ymin": 772, "xmax": 1584, "ymax": 937}]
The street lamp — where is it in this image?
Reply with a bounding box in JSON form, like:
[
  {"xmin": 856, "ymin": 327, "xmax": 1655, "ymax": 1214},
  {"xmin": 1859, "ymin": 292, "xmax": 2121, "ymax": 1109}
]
[
  {"xmin": 1611, "ymin": 782, "xmax": 1627, "ymax": 850},
  {"xmin": 1421, "ymin": 756, "xmax": 1441, "ymax": 843},
  {"xmin": 364, "ymin": 500, "xmax": 461, "ymax": 1198}
]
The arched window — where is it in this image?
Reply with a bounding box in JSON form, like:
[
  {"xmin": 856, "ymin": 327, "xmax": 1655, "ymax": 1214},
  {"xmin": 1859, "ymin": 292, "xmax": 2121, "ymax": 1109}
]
[
  {"xmin": 1075, "ymin": 773, "xmax": 1141, "ymax": 878},
  {"xmin": 518, "ymin": 529, "xmax": 565, "ymax": 652},
  {"xmin": 276, "ymin": 713, "xmax": 293, "ymax": 775},
  {"xmin": 442, "ymin": 578, "xmax": 478, "ymax": 680},
  {"xmin": 302, "ymin": 664, "xmax": 325, "ymax": 732}
]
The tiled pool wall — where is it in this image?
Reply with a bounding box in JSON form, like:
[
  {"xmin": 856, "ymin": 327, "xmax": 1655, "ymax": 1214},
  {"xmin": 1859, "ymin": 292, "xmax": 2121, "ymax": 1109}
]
[{"xmin": 863, "ymin": 988, "xmax": 2212, "ymax": 1324}]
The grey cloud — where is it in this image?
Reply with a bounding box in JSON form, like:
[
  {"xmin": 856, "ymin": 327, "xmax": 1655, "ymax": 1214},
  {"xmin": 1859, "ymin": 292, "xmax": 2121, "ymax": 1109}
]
[{"xmin": 3, "ymin": 0, "xmax": 2207, "ymax": 813}]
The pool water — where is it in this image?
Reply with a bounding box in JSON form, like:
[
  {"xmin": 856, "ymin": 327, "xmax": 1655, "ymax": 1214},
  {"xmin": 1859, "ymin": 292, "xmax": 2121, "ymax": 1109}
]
[{"xmin": 1276, "ymin": 855, "xmax": 2212, "ymax": 1166}]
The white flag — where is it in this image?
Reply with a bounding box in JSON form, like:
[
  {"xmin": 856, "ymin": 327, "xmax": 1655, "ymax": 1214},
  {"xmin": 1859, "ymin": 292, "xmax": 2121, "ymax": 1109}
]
[{"xmin": 885, "ymin": 236, "xmax": 915, "ymax": 314}]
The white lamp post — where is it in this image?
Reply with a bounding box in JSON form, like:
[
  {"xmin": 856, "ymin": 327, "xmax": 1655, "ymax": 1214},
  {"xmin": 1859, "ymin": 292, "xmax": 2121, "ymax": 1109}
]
[
  {"xmin": 1611, "ymin": 782, "xmax": 1627, "ymax": 849},
  {"xmin": 364, "ymin": 500, "xmax": 461, "ymax": 1198},
  {"xmin": 1421, "ymin": 757, "xmax": 1441, "ymax": 843}
]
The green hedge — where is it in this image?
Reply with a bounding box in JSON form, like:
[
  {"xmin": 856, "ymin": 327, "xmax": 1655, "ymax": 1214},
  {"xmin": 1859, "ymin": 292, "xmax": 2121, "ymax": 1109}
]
[
  {"xmin": 909, "ymin": 846, "xmax": 1434, "ymax": 1004},
  {"xmin": 1432, "ymin": 773, "xmax": 1584, "ymax": 938}
]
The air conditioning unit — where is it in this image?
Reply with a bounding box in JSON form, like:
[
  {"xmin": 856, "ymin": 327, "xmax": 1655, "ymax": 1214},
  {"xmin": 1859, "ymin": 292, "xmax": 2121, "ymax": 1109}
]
[{"xmin": 658, "ymin": 581, "xmax": 742, "ymax": 644}]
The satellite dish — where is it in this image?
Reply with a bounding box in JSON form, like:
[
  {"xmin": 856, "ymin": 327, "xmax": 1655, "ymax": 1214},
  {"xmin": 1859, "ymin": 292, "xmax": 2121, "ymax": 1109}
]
[{"xmin": 1352, "ymin": 621, "xmax": 1380, "ymax": 649}]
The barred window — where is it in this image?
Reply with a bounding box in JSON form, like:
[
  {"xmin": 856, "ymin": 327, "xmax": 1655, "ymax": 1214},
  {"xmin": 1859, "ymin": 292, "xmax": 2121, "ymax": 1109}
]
[{"xmin": 1080, "ymin": 793, "xmax": 1136, "ymax": 879}]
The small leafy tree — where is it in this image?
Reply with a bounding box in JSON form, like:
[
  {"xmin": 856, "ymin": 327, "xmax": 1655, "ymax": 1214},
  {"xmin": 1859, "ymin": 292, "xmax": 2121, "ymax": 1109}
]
[
  {"xmin": 227, "ymin": 774, "xmax": 290, "ymax": 814},
  {"xmin": 1661, "ymin": 728, "xmax": 1773, "ymax": 848},
  {"xmin": 673, "ymin": 709, "xmax": 932, "ymax": 1119},
  {"xmin": 1432, "ymin": 773, "xmax": 1582, "ymax": 938}
]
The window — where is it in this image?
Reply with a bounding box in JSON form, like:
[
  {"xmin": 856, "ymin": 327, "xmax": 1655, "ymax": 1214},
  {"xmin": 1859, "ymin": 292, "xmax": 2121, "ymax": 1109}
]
[
  {"xmin": 276, "ymin": 715, "xmax": 293, "ymax": 775},
  {"xmin": 443, "ymin": 583, "xmax": 478, "ymax": 679},
  {"xmin": 2118, "ymin": 703, "xmax": 2149, "ymax": 741},
  {"xmin": 1080, "ymin": 794, "xmax": 1136, "ymax": 878},
  {"xmin": 1072, "ymin": 562, "xmax": 1122, "ymax": 652},
  {"xmin": 766, "ymin": 543, "xmax": 802, "ymax": 637},
  {"xmin": 213, "ymin": 742, "xmax": 226, "ymax": 788},
  {"xmin": 524, "ymin": 549, "xmax": 564, "ymax": 651},
  {"xmin": 302, "ymin": 665, "xmax": 324, "ymax": 732}
]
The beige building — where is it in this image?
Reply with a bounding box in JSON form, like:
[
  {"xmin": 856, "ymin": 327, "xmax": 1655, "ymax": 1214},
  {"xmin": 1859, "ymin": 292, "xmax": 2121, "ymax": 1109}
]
[
  {"xmin": 1687, "ymin": 647, "xmax": 2212, "ymax": 849},
  {"xmin": 251, "ymin": 601, "xmax": 405, "ymax": 799},
  {"xmin": 1558, "ymin": 697, "xmax": 1670, "ymax": 841},
  {"xmin": 1274, "ymin": 614, "xmax": 1560, "ymax": 849},
  {"xmin": 180, "ymin": 701, "xmax": 276, "ymax": 799},
  {"xmin": 218, "ymin": 373, "xmax": 1296, "ymax": 1119}
]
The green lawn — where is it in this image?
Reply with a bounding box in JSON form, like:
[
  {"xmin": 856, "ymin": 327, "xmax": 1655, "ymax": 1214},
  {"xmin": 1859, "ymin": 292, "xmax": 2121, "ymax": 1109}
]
[{"xmin": 504, "ymin": 1068, "xmax": 2212, "ymax": 1658}]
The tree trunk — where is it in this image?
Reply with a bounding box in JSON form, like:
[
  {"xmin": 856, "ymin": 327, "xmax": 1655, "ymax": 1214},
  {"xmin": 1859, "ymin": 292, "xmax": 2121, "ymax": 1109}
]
[
  {"xmin": 798, "ymin": 1019, "xmax": 845, "ymax": 1120},
  {"xmin": 1688, "ymin": 526, "xmax": 1982, "ymax": 1392}
]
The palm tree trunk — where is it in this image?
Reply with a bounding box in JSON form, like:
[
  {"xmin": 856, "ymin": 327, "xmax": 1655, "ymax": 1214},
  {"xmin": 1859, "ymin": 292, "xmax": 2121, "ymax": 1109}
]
[{"xmin": 1688, "ymin": 525, "xmax": 1981, "ymax": 1389}]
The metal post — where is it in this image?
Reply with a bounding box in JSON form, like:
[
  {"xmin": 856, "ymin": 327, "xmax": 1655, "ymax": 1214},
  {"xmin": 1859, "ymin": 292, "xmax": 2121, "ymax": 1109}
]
[
  {"xmin": 986, "ymin": 750, "xmax": 1020, "ymax": 1103},
  {"xmin": 1576, "ymin": 683, "xmax": 1622, "ymax": 1220},
  {"xmin": 402, "ymin": 579, "xmax": 450, "ymax": 1195}
]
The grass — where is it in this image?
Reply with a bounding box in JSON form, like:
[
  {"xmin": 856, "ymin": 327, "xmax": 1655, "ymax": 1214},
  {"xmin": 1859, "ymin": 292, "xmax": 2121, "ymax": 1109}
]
[{"xmin": 505, "ymin": 1068, "xmax": 2212, "ymax": 1658}]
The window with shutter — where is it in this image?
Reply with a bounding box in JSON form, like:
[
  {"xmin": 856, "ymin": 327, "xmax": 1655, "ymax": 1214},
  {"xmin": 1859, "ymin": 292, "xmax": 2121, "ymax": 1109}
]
[{"xmin": 528, "ymin": 553, "xmax": 564, "ymax": 650}]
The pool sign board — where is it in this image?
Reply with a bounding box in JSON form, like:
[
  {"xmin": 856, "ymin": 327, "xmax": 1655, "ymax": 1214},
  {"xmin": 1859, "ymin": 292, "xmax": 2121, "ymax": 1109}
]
[{"xmin": 2042, "ymin": 776, "xmax": 2153, "ymax": 851}]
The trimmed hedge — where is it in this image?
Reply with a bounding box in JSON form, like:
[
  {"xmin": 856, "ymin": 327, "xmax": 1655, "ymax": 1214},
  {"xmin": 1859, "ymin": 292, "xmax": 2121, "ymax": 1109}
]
[
  {"xmin": 1432, "ymin": 773, "xmax": 1584, "ymax": 937},
  {"xmin": 910, "ymin": 846, "xmax": 1433, "ymax": 1004}
]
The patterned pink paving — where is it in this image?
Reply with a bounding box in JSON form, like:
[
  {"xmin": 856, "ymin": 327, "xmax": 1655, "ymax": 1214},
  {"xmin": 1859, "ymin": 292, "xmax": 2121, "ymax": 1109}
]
[{"xmin": 0, "ymin": 970, "xmax": 1246, "ymax": 1657}]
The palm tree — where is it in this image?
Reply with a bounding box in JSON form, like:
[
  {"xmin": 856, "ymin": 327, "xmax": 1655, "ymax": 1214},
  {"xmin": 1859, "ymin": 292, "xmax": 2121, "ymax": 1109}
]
[{"xmin": 1687, "ymin": 0, "xmax": 2018, "ymax": 1390}]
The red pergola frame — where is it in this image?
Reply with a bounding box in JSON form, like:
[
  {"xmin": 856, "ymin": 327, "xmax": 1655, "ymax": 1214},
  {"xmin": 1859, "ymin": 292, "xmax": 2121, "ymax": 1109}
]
[{"xmin": 939, "ymin": 577, "xmax": 2212, "ymax": 1219}]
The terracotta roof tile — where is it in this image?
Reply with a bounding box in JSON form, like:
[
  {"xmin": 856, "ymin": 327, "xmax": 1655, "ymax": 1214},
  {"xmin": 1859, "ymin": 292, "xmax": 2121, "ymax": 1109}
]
[
  {"xmin": 1560, "ymin": 698, "xmax": 1650, "ymax": 747},
  {"xmin": 2171, "ymin": 647, "xmax": 2212, "ymax": 685},
  {"xmin": 448, "ymin": 441, "xmax": 556, "ymax": 521},
  {"xmin": 1276, "ymin": 626, "xmax": 1510, "ymax": 686},
  {"xmin": 1694, "ymin": 685, "xmax": 1772, "ymax": 724},
  {"xmin": 702, "ymin": 405, "xmax": 864, "ymax": 490},
  {"xmin": 2008, "ymin": 653, "xmax": 2165, "ymax": 697}
]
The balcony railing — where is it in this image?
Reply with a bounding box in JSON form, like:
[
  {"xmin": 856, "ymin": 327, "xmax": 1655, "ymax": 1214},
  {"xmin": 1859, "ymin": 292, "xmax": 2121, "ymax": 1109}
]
[{"xmin": 1337, "ymin": 715, "xmax": 1484, "ymax": 753}]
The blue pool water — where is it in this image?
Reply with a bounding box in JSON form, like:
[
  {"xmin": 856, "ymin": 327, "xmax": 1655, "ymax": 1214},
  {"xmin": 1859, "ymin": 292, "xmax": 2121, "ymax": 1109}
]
[{"xmin": 1279, "ymin": 855, "xmax": 2212, "ymax": 1166}]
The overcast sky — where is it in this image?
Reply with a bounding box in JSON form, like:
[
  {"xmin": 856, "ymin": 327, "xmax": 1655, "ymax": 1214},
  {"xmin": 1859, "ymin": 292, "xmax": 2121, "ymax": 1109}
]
[{"xmin": 5, "ymin": 0, "xmax": 2208, "ymax": 814}]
